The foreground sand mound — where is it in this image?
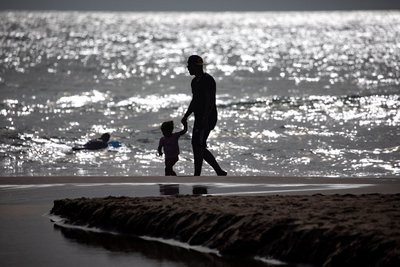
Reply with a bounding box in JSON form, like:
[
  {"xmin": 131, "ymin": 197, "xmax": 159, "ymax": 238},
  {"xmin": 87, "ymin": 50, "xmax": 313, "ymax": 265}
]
[{"xmin": 51, "ymin": 194, "xmax": 400, "ymax": 266}]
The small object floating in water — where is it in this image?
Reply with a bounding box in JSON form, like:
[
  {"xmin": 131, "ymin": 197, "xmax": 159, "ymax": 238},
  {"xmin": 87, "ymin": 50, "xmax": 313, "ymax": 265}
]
[{"xmin": 108, "ymin": 140, "xmax": 122, "ymax": 148}]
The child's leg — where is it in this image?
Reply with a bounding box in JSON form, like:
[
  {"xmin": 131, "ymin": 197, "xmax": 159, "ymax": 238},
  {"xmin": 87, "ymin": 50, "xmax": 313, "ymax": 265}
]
[
  {"xmin": 164, "ymin": 161, "xmax": 172, "ymax": 175},
  {"xmin": 165, "ymin": 157, "xmax": 178, "ymax": 176}
]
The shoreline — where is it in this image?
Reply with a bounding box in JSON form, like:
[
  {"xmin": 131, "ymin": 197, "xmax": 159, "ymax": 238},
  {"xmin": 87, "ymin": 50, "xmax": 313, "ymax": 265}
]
[
  {"xmin": 1, "ymin": 176, "xmax": 399, "ymax": 195},
  {"xmin": 51, "ymin": 194, "xmax": 400, "ymax": 266}
]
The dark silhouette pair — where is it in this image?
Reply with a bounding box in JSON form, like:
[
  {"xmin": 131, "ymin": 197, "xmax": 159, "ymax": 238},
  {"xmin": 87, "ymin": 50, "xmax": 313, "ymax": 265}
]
[{"xmin": 158, "ymin": 55, "xmax": 227, "ymax": 176}]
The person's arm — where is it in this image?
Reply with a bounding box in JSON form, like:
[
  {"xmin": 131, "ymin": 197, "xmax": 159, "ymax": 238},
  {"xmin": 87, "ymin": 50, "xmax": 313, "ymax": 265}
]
[
  {"xmin": 182, "ymin": 99, "xmax": 194, "ymax": 124},
  {"xmin": 157, "ymin": 139, "xmax": 163, "ymax": 156},
  {"xmin": 179, "ymin": 120, "xmax": 188, "ymax": 136}
]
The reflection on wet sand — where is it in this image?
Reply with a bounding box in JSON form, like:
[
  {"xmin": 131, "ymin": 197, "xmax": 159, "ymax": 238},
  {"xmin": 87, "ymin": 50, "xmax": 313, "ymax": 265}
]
[
  {"xmin": 54, "ymin": 224, "xmax": 276, "ymax": 267},
  {"xmin": 159, "ymin": 184, "xmax": 209, "ymax": 196},
  {"xmin": 192, "ymin": 185, "xmax": 208, "ymax": 195},
  {"xmin": 159, "ymin": 184, "xmax": 180, "ymax": 195}
]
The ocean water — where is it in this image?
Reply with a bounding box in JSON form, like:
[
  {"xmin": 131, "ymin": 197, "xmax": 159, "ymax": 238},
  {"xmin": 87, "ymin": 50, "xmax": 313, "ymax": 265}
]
[{"xmin": 0, "ymin": 11, "xmax": 399, "ymax": 177}]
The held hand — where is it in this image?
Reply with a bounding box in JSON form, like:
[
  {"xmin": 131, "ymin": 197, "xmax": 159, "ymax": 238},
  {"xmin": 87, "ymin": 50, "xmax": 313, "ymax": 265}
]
[
  {"xmin": 181, "ymin": 116, "xmax": 187, "ymax": 125},
  {"xmin": 182, "ymin": 119, "xmax": 188, "ymax": 127},
  {"xmin": 180, "ymin": 119, "xmax": 188, "ymax": 135}
]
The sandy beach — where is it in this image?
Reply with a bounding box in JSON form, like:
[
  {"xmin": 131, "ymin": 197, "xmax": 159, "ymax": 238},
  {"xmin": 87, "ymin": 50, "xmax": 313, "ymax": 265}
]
[
  {"xmin": 2, "ymin": 176, "xmax": 400, "ymax": 267},
  {"xmin": 28, "ymin": 175, "xmax": 398, "ymax": 267},
  {"xmin": 51, "ymin": 193, "xmax": 400, "ymax": 266}
]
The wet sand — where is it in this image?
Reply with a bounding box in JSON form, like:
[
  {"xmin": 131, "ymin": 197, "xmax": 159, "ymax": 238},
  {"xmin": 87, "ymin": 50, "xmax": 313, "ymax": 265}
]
[
  {"xmin": 2, "ymin": 176, "xmax": 400, "ymax": 267},
  {"xmin": 1, "ymin": 176, "xmax": 400, "ymax": 195}
]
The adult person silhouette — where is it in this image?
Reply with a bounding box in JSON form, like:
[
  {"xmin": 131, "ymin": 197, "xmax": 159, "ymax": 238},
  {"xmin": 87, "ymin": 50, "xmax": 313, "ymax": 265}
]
[{"xmin": 181, "ymin": 55, "xmax": 227, "ymax": 176}]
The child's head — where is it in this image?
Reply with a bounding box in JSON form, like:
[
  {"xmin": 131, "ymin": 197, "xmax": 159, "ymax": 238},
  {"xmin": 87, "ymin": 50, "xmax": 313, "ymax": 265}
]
[{"xmin": 161, "ymin": 121, "xmax": 174, "ymax": 136}]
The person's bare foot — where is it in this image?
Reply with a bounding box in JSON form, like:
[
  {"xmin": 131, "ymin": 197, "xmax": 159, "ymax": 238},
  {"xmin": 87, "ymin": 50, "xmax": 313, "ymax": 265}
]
[{"xmin": 217, "ymin": 170, "xmax": 227, "ymax": 176}]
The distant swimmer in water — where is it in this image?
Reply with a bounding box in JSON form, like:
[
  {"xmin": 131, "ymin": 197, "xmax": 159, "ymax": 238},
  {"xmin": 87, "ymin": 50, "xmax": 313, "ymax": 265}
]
[{"xmin": 72, "ymin": 133, "xmax": 111, "ymax": 151}]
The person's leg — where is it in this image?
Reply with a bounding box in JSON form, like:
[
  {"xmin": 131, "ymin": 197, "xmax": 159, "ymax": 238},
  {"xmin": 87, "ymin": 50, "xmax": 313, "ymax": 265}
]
[
  {"xmin": 165, "ymin": 159, "xmax": 172, "ymax": 176},
  {"xmin": 165, "ymin": 157, "xmax": 178, "ymax": 176},
  {"xmin": 192, "ymin": 128, "xmax": 205, "ymax": 176},
  {"xmin": 203, "ymin": 149, "xmax": 227, "ymax": 176},
  {"xmin": 165, "ymin": 161, "xmax": 172, "ymax": 176},
  {"xmin": 192, "ymin": 128, "xmax": 227, "ymax": 176},
  {"xmin": 193, "ymin": 145, "xmax": 204, "ymax": 176},
  {"xmin": 202, "ymin": 129, "xmax": 227, "ymax": 176}
]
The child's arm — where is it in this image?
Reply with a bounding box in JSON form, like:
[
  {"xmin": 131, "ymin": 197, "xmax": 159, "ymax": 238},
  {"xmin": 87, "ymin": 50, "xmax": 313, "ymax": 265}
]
[
  {"xmin": 179, "ymin": 120, "xmax": 188, "ymax": 136},
  {"xmin": 157, "ymin": 139, "xmax": 163, "ymax": 156}
]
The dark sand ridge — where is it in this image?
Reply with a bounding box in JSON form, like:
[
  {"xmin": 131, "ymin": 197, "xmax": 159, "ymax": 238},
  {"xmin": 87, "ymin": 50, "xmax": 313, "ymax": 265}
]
[{"xmin": 51, "ymin": 193, "xmax": 400, "ymax": 266}]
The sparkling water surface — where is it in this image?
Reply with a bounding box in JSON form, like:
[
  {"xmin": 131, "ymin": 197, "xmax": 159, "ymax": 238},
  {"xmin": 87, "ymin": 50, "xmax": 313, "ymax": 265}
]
[{"xmin": 0, "ymin": 11, "xmax": 399, "ymax": 177}]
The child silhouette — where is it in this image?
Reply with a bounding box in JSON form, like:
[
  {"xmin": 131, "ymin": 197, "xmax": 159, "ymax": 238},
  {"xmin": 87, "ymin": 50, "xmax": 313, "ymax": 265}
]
[{"xmin": 158, "ymin": 120, "xmax": 187, "ymax": 176}]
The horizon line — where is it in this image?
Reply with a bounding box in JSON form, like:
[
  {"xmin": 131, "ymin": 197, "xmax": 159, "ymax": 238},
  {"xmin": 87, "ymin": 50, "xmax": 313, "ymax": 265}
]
[{"xmin": 1, "ymin": 8, "xmax": 400, "ymax": 12}]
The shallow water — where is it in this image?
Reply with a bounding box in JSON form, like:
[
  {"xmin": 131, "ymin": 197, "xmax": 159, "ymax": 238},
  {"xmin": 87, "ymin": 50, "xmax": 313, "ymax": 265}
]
[{"xmin": 0, "ymin": 11, "xmax": 399, "ymax": 177}]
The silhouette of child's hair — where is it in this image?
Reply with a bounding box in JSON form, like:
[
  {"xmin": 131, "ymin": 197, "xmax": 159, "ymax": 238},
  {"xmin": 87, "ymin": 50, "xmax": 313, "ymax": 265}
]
[
  {"xmin": 100, "ymin": 133, "xmax": 111, "ymax": 142},
  {"xmin": 161, "ymin": 121, "xmax": 174, "ymax": 136}
]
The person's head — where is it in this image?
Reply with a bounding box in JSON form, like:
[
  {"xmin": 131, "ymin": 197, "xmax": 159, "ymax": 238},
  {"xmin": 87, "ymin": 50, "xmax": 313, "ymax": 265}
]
[
  {"xmin": 100, "ymin": 133, "xmax": 110, "ymax": 142},
  {"xmin": 187, "ymin": 55, "xmax": 204, "ymax": 76},
  {"xmin": 161, "ymin": 121, "xmax": 174, "ymax": 137}
]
